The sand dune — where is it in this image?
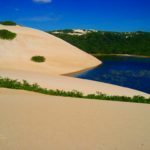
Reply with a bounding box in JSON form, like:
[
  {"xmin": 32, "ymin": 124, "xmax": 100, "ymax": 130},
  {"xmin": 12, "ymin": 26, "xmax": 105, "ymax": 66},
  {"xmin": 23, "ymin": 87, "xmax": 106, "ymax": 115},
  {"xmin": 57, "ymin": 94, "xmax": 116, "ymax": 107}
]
[
  {"xmin": 0, "ymin": 25, "xmax": 149, "ymax": 97},
  {"xmin": 0, "ymin": 25, "xmax": 100, "ymax": 75},
  {"xmin": 0, "ymin": 88, "xmax": 150, "ymax": 150},
  {"xmin": 0, "ymin": 25, "xmax": 150, "ymax": 150}
]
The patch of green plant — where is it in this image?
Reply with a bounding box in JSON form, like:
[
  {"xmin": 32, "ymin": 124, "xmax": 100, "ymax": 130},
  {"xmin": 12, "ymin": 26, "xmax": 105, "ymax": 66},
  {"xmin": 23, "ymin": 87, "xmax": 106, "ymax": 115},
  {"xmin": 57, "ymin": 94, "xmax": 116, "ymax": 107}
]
[
  {"xmin": 0, "ymin": 29, "xmax": 17, "ymax": 40},
  {"xmin": 0, "ymin": 77, "xmax": 149, "ymax": 104},
  {"xmin": 31, "ymin": 56, "xmax": 46, "ymax": 63},
  {"xmin": 0, "ymin": 21, "xmax": 16, "ymax": 26}
]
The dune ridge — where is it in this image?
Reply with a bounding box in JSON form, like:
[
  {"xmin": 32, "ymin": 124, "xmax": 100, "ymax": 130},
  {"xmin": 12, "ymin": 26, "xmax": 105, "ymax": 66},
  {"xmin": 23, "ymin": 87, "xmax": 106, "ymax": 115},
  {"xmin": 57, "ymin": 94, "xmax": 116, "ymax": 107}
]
[{"xmin": 0, "ymin": 24, "xmax": 101, "ymax": 75}]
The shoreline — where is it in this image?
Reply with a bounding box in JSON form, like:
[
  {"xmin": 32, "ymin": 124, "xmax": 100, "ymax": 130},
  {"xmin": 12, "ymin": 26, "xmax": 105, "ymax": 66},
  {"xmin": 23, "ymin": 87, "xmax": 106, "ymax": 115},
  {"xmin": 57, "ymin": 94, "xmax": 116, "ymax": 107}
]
[
  {"xmin": 62, "ymin": 63, "xmax": 102, "ymax": 77},
  {"xmin": 64, "ymin": 53, "xmax": 150, "ymax": 78},
  {"xmin": 92, "ymin": 53, "xmax": 150, "ymax": 58},
  {"xmin": 63, "ymin": 54, "xmax": 150, "ymax": 95},
  {"xmin": 1, "ymin": 68, "xmax": 149, "ymax": 98}
]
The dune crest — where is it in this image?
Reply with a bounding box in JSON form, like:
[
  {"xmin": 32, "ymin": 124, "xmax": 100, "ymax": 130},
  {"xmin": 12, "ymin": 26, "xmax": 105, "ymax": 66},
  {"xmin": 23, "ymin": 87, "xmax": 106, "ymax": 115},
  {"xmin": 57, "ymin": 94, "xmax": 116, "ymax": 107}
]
[{"xmin": 0, "ymin": 25, "xmax": 101, "ymax": 75}]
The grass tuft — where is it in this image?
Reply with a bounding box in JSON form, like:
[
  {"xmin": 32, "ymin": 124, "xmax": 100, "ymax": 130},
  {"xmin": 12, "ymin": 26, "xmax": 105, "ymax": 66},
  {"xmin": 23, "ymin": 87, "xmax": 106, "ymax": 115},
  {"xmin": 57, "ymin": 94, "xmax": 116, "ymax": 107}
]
[
  {"xmin": 0, "ymin": 77, "xmax": 149, "ymax": 104},
  {"xmin": 31, "ymin": 56, "xmax": 46, "ymax": 63},
  {"xmin": 0, "ymin": 29, "xmax": 17, "ymax": 40}
]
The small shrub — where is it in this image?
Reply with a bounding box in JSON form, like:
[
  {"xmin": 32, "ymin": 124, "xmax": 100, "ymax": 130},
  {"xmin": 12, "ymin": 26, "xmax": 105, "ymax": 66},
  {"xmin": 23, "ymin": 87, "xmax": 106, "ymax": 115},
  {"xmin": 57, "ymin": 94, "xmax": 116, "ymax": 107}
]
[
  {"xmin": 0, "ymin": 21, "xmax": 16, "ymax": 26},
  {"xmin": 0, "ymin": 77, "xmax": 149, "ymax": 104},
  {"xmin": 31, "ymin": 56, "xmax": 46, "ymax": 63},
  {"xmin": 0, "ymin": 29, "xmax": 17, "ymax": 40}
]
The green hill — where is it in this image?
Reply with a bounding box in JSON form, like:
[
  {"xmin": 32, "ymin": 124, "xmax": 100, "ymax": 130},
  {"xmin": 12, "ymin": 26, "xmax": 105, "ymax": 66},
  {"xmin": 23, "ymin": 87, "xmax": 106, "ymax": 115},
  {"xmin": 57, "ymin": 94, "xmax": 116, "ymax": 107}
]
[
  {"xmin": 0, "ymin": 21, "xmax": 16, "ymax": 26},
  {"xmin": 48, "ymin": 30, "xmax": 150, "ymax": 56}
]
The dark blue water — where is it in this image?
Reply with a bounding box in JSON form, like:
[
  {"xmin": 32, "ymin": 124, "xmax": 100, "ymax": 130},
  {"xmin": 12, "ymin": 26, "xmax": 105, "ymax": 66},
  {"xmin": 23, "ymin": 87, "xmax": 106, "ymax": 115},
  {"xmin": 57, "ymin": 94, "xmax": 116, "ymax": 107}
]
[{"xmin": 76, "ymin": 56, "xmax": 150, "ymax": 94}]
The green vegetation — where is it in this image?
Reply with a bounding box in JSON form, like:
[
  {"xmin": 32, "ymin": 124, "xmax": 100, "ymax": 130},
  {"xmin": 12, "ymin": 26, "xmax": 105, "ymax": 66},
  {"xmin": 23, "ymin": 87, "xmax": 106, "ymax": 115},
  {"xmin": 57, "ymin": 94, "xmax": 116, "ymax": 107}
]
[
  {"xmin": 49, "ymin": 30, "xmax": 150, "ymax": 56},
  {"xmin": 0, "ymin": 77, "xmax": 149, "ymax": 104},
  {"xmin": 0, "ymin": 29, "xmax": 17, "ymax": 40},
  {"xmin": 31, "ymin": 56, "xmax": 46, "ymax": 63},
  {"xmin": 0, "ymin": 21, "xmax": 16, "ymax": 26}
]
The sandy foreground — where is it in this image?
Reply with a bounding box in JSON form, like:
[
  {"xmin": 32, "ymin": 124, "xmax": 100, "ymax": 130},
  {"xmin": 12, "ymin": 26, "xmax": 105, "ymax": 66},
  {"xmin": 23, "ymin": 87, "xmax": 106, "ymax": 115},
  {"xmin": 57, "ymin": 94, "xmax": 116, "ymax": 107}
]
[{"xmin": 0, "ymin": 88, "xmax": 150, "ymax": 150}]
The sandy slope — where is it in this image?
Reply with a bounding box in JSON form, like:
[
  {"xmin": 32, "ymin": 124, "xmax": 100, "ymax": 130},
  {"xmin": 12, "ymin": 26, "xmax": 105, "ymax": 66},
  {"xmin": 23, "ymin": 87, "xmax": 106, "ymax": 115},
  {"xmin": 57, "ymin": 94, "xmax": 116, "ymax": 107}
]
[
  {"xmin": 0, "ymin": 88, "xmax": 150, "ymax": 150},
  {"xmin": 1, "ymin": 69, "xmax": 149, "ymax": 97},
  {"xmin": 0, "ymin": 25, "xmax": 100, "ymax": 75}
]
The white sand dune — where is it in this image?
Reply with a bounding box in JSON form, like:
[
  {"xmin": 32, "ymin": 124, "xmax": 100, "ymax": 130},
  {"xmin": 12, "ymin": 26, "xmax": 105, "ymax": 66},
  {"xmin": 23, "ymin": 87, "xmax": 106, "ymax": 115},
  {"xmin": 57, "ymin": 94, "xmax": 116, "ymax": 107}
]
[
  {"xmin": 0, "ymin": 24, "xmax": 149, "ymax": 97},
  {"xmin": 0, "ymin": 25, "xmax": 100, "ymax": 75},
  {"xmin": 0, "ymin": 88, "xmax": 150, "ymax": 150}
]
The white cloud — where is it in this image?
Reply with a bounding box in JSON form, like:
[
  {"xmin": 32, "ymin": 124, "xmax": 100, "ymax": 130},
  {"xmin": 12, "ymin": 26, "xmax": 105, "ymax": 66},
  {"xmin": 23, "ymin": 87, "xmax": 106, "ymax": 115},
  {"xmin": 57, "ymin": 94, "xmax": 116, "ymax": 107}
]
[{"xmin": 33, "ymin": 0, "xmax": 52, "ymax": 3}]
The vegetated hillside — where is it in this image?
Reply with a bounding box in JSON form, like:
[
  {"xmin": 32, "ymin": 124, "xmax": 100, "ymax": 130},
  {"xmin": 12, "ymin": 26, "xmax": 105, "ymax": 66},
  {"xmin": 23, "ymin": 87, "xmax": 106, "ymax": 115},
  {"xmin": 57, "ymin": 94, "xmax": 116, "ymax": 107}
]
[
  {"xmin": 0, "ymin": 21, "xmax": 17, "ymax": 26},
  {"xmin": 48, "ymin": 30, "xmax": 150, "ymax": 56}
]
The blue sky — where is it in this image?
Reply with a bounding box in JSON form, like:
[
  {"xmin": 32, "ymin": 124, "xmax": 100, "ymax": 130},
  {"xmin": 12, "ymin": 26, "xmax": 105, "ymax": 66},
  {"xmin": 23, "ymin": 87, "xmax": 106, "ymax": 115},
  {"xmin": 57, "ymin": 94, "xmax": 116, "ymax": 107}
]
[{"xmin": 0, "ymin": 0, "xmax": 150, "ymax": 31}]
